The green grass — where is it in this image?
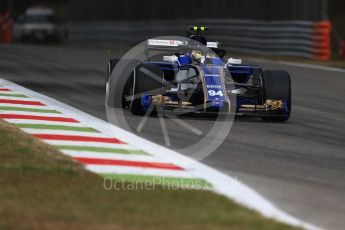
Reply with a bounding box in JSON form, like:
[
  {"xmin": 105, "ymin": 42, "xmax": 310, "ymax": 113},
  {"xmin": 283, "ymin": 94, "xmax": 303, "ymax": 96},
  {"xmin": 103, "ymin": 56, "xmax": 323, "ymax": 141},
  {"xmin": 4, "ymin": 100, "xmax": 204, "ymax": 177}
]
[{"xmin": 0, "ymin": 120, "xmax": 300, "ymax": 230}]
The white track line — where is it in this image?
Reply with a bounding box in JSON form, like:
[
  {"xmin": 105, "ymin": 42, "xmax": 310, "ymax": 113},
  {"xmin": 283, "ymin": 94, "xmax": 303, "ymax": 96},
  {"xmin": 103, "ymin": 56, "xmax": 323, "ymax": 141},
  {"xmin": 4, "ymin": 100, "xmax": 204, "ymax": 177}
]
[
  {"xmin": 0, "ymin": 78, "xmax": 322, "ymax": 230},
  {"xmin": 62, "ymin": 150, "xmax": 168, "ymax": 163},
  {"xmin": 86, "ymin": 165, "xmax": 198, "ymax": 179},
  {"xmin": 43, "ymin": 140, "xmax": 139, "ymax": 149},
  {"xmin": 0, "ymin": 103, "xmax": 50, "ymax": 109},
  {"xmin": 0, "ymin": 111, "xmax": 66, "ymax": 117},
  {"xmin": 2, "ymin": 118, "xmax": 78, "ymax": 124},
  {"xmin": 0, "ymin": 96, "xmax": 42, "ymax": 101},
  {"xmin": 21, "ymin": 129, "xmax": 106, "ymax": 137},
  {"xmin": 5, "ymin": 119, "xmax": 85, "ymax": 126},
  {"xmin": 0, "ymin": 91, "xmax": 27, "ymax": 95}
]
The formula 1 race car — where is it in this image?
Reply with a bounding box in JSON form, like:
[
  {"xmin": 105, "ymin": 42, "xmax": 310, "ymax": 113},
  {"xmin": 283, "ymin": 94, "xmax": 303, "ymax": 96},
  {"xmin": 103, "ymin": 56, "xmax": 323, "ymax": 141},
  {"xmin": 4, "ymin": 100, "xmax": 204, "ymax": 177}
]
[{"xmin": 107, "ymin": 26, "xmax": 291, "ymax": 121}]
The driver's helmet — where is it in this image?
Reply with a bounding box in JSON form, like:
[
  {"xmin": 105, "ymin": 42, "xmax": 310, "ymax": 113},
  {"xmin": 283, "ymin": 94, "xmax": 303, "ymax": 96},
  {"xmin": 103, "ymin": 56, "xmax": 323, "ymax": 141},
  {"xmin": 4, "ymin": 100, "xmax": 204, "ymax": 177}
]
[{"xmin": 191, "ymin": 50, "xmax": 203, "ymax": 63}]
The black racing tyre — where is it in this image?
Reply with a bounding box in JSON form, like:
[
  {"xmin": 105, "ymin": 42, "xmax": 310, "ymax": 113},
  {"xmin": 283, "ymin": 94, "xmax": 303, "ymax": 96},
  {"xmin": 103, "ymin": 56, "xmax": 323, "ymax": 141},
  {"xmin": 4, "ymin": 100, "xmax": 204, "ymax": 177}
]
[
  {"xmin": 129, "ymin": 63, "xmax": 163, "ymax": 115},
  {"xmin": 105, "ymin": 58, "xmax": 119, "ymax": 104},
  {"xmin": 107, "ymin": 58, "xmax": 118, "ymax": 79},
  {"xmin": 106, "ymin": 58, "xmax": 133, "ymax": 109},
  {"xmin": 106, "ymin": 58, "xmax": 118, "ymax": 90},
  {"xmin": 261, "ymin": 70, "xmax": 291, "ymax": 122}
]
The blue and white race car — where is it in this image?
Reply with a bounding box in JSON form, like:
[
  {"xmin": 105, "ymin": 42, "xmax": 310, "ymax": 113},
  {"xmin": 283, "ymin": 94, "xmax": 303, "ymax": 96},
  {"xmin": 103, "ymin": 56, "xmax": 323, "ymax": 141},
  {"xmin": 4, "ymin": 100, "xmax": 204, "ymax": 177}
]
[{"xmin": 107, "ymin": 26, "xmax": 291, "ymax": 121}]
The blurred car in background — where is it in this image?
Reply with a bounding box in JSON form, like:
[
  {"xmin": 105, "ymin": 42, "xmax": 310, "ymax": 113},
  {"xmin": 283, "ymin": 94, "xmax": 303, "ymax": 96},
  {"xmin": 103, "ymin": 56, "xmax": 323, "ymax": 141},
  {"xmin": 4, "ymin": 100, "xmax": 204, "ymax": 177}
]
[{"xmin": 14, "ymin": 6, "xmax": 65, "ymax": 43}]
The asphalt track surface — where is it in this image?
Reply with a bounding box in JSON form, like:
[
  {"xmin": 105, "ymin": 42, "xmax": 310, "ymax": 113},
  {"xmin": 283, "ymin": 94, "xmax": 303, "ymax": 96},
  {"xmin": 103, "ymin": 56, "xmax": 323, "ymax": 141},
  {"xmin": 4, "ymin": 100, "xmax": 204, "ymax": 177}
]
[{"xmin": 1, "ymin": 44, "xmax": 344, "ymax": 230}]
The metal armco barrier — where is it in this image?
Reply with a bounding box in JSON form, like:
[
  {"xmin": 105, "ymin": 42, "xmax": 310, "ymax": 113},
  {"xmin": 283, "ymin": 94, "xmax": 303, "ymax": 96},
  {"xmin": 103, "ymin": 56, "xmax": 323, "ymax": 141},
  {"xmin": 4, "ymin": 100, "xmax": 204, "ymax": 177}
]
[
  {"xmin": 0, "ymin": 12, "xmax": 13, "ymax": 44},
  {"xmin": 68, "ymin": 19, "xmax": 332, "ymax": 60},
  {"xmin": 70, "ymin": 0, "xmax": 329, "ymax": 21}
]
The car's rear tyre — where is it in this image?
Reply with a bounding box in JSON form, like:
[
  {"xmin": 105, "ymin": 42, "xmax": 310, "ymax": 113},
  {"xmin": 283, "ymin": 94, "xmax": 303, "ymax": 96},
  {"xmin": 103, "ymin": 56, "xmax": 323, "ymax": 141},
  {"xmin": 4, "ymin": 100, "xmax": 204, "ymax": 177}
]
[
  {"xmin": 261, "ymin": 70, "xmax": 291, "ymax": 122},
  {"xmin": 106, "ymin": 59, "xmax": 118, "ymax": 92},
  {"xmin": 129, "ymin": 64, "xmax": 162, "ymax": 116},
  {"xmin": 106, "ymin": 58, "xmax": 135, "ymax": 110},
  {"xmin": 106, "ymin": 59, "xmax": 117, "ymax": 80}
]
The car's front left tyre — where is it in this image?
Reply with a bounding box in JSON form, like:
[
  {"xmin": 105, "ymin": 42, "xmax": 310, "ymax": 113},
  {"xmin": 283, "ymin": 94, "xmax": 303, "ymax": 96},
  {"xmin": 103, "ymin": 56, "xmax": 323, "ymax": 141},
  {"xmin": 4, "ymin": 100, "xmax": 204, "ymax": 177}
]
[{"xmin": 129, "ymin": 64, "xmax": 163, "ymax": 116}]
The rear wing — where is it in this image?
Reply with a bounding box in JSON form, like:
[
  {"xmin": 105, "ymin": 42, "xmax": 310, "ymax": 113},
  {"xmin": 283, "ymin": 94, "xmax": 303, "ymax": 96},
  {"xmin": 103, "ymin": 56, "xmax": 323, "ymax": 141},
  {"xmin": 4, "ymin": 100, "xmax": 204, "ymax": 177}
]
[
  {"xmin": 145, "ymin": 39, "xmax": 189, "ymax": 60},
  {"xmin": 146, "ymin": 39, "xmax": 188, "ymax": 51},
  {"xmin": 147, "ymin": 39, "xmax": 184, "ymax": 47},
  {"xmin": 145, "ymin": 37, "xmax": 225, "ymax": 58}
]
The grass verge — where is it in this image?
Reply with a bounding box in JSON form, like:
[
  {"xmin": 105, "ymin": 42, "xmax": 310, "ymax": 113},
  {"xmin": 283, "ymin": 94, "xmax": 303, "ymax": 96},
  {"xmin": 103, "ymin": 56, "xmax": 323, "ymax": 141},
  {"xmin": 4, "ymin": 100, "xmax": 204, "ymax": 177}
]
[{"xmin": 0, "ymin": 119, "xmax": 300, "ymax": 230}]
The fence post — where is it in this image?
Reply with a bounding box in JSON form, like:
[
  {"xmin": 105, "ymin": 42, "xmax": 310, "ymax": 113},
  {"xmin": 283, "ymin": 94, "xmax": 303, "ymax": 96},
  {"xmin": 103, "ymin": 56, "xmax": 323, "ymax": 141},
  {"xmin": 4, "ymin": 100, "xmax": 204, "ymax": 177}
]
[{"xmin": 313, "ymin": 20, "xmax": 332, "ymax": 60}]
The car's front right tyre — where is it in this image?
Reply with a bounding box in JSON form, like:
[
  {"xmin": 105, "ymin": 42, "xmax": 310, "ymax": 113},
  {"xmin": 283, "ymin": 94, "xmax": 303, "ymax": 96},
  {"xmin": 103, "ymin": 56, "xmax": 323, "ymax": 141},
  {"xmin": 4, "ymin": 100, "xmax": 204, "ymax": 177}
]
[{"xmin": 261, "ymin": 70, "xmax": 291, "ymax": 122}]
